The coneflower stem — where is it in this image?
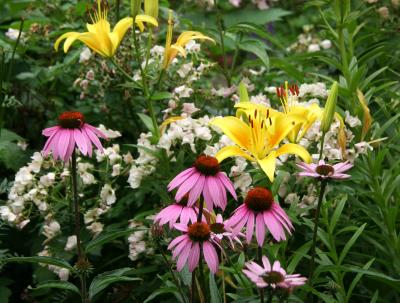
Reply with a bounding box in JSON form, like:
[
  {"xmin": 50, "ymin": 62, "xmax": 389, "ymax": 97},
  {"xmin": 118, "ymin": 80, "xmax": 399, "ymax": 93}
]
[
  {"xmin": 257, "ymin": 246, "xmax": 264, "ymax": 303},
  {"xmin": 71, "ymin": 151, "xmax": 88, "ymax": 303},
  {"xmin": 309, "ymin": 179, "xmax": 327, "ymax": 283}
]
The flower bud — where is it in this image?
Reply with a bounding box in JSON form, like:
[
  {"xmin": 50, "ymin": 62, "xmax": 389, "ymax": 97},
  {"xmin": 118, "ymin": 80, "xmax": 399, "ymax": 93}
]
[
  {"xmin": 131, "ymin": 0, "xmax": 142, "ymax": 18},
  {"xmin": 238, "ymin": 81, "xmax": 249, "ymax": 103},
  {"xmin": 321, "ymin": 81, "xmax": 338, "ymax": 133},
  {"xmin": 145, "ymin": 0, "xmax": 159, "ymax": 20}
]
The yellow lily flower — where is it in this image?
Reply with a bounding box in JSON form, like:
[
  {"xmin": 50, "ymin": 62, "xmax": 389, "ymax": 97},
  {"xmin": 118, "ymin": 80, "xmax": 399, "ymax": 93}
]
[
  {"xmin": 162, "ymin": 10, "xmax": 214, "ymax": 69},
  {"xmin": 54, "ymin": 0, "xmax": 158, "ymax": 57},
  {"xmin": 211, "ymin": 110, "xmax": 311, "ymax": 182},
  {"xmin": 276, "ymin": 82, "xmax": 323, "ymax": 143}
]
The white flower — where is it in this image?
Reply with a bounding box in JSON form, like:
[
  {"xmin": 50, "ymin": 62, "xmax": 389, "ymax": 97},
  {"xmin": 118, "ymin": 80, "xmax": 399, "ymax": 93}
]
[
  {"xmin": 150, "ymin": 45, "xmax": 165, "ymax": 56},
  {"xmin": 298, "ymin": 83, "xmax": 328, "ymax": 98},
  {"xmin": 345, "ymin": 111, "xmax": 362, "ymax": 127},
  {"xmin": 0, "ymin": 206, "xmax": 16, "ymax": 222},
  {"xmin": 177, "ymin": 62, "xmax": 194, "ymax": 78},
  {"xmin": 185, "ymin": 40, "xmax": 201, "ymax": 52},
  {"xmin": 43, "ymin": 220, "xmax": 61, "ymax": 239},
  {"xmin": 97, "ymin": 124, "xmax": 122, "ymax": 139},
  {"xmin": 29, "ymin": 152, "xmax": 43, "ymax": 173},
  {"xmin": 230, "ymin": 0, "xmax": 241, "ymax": 7},
  {"xmin": 65, "ymin": 235, "xmax": 77, "ymax": 251},
  {"xmin": 79, "ymin": 47, "xmax": 92, "ymax": 63},
  {"xmin": 17, "ymin": 140, "xmax": 28, "ymax": 151},
  {"xmin": 18, "ymin": 219, "xmax": 30, "ymax": 229},
  {"xmin": 355, "ymin": 142, "xmax": 373, "ymax": 154},
  {"xmin": 84, "ymin": 208, "xmax": 105, "ymax": 224},
  {"xmin": 87, "ymin": 222, "xmax": 104, "ymax": 235},
  {"xmin": 58, "ymin": 268, "xmax": 70, "ymax": 281},
  {"xmin": 123, "ymin": 152, "xmax": 134, "ymax": 164},
  {"xmin": 40, "ymin": 173, "xmax": 56, "ymax": 187},
  {"xmin": 5, "ymin": 28, "xmax": 24, "ymax": 41},
  {"xmin": 320, "ymin": 39, "xmax": 332, "ymax": 49},
  {"xmin": 112, "ymin": 164, "xmax": 121, "ymax": 177},
  {"xmin": 100, "ymin": 184, "xmax": 116, "ymax": 205},
  {"xmin": 308, "ymin": 43, "xmax": 320, "ymax": 52},
  {"xmin": 250, "ymin": 93, "xmax": 271, "ymax": 107},
  {"xmin": 174, "ymin": 85, "xmax": 193, "ymax": 98}
]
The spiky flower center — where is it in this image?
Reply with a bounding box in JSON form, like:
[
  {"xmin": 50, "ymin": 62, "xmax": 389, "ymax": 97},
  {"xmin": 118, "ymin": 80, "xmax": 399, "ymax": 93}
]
[
  {"xmin": 58, "ymin": 112, "xmax": 84, "ymax": 129},
  {"xmin": 188, "ymin": 222, "xmax": 211, "ymax": 242},
  {"xmin": 210, "ymin": 223, "xmax": 225, "ymax": 234},
  {"xmin": 263, "ymin": 271, "xmax": 285, "ymax": 284},
  {"xmin": 316, "ymin": 164, "xmax": 334, "ymax": 176},
  {"xmin": 245, "ymin": 187, "xmax": 274, "ymax": 212},
  {"xmin": 194, "ymin": 155, "xmax": 220, "ymax": 176}
]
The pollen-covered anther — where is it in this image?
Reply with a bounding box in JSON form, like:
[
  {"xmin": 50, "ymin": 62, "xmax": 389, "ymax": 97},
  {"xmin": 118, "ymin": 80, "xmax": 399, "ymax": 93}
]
[
  {"xmin": 263, "ymin": 271, "xmax": 285, "ymax": 284},
  {"xmin": 58, "ymin": 111, "xmax": 85, "ymax": 129},
  {"xmin": 245, "ymin": 187, "xmax": 274, "ymax": 212},
  {"xmin": 194, "ymin": 155, "xmax": 220, "ymax": 176},
  {"xmin": 188, "ymin": 222, "xmax": 211, "ymax": 242},
  {"xmin": 316, "ymin": 164, "xmax": 335, "ymax": 176}
]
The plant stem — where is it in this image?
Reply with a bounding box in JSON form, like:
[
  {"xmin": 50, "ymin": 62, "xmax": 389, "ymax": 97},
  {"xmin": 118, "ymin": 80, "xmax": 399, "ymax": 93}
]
[
  {"xmin": 71, "ymin": 151, "xmax": 87, "ymax": 303},
  {"xmin": 131, "ymin": 28, "xmax": 160, "ymax": 140},
  {"xmin": 257, "ymin": 247, "xmax": 265, "ymax": 303},
  {"xmin": 191, "ymin": 269, "xmax": 196, "ymax": 303},
  {"xmin": 309, "ymin": 180, "xmax": 327, "ymax": 282},
  {"xmin": 213, "ymin": 0, "xmax": 231, "ymax": 86},
  {"xmin": 319, "ymin": 132, "xmax": 326, "ymax": 161},
  {"xmin": 160, "ymin": 246, "xmax": 187, "ymax": 303}
]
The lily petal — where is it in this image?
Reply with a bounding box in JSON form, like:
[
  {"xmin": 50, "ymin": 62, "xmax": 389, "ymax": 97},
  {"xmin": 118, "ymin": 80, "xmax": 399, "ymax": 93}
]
[
  {"xmin": 211, "ymin": 116, "xmax": 251, "ymax": 150},
  {"xmin": 258, "ymin": 151, "xmax": 277, "ymax": 182}
]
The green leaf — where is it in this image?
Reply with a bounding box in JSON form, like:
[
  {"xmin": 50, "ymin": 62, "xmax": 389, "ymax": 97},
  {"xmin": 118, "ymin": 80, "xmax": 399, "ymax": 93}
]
[
  {"xmin": 137, "ymin": 113, "xmax": 155, "ymax": 134},
  {"xmin": 31, "ymin": 280, "xmax": 80, "ymax": 296},
  {"xmin": 239, "ymin": 40, "xmax": 269, "ymax": 69},
  {"xmin": 338, "ymin": 223, "xmax": 366, "ymax": 264},
  {"xmin": 346, "ymin": 259, "xmax": 374, "ymax": 302},
  {"xmin": 238, "ymin": 82, "xmax": 249, "ymax": 103},
  {"xmin": 209, "ymin": 272, "xmax": 221, "ymax": 303},
  {"xmin": 85, "ymin": 228, "xmax": 144, "ymax": 254},
  {"xmin": 89, "ymin": 268, "xmax": 141, "ymax": 300},
  {"xmin": 144, "ymin": 287, "xmax": 183, "ymax": 303},
  {"xmin": 2, "ymin": 256, "xmax": 76, "ymax": 273},
  {"xmin": 151, "ymin": 92, "xmax": 173, "ymax": 101},
  {"xmin": 329, "ymin": 195, "xmax": 347, "ymax": 234}
]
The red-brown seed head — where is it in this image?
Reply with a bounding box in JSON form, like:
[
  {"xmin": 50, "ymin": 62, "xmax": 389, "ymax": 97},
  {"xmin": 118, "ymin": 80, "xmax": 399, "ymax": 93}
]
[
  {"xmin": 188, "ymin": 222, "xmax": 211, "ymax": 242},
  {"xmin": 245, "ymin": 187, "xmax": 274, "ymax": 212},
  {"xmin": 58, "ymin": 111, "xmax": 85, "ymax": 129},
  {"xmin": 194, "ymin": 155, "xmax": 220, "ymax": 176},
  {"xmin": 316, "ymin": 164, "xmax": 334, "ymax": 176},
  {"xmin": 210, "ymin": 222, "xmax": 225, "ymax": 234},
  {"xmin": 263, "ymin": 271, "xmax": 285, "ymax": 284}
]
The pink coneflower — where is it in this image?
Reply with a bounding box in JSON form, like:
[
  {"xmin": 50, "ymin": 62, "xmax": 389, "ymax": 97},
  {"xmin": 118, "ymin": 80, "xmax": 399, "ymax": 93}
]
[
  {"xmin": 42, "ymin": 112, "xmax": 107, "ymax": 162},
  {"xmin": 167, "ymin": 155, "xmax": 237, "ymax": 211},
  {"xmin": 227, "ymin": 187, "xmax": 293, "ymax": 246},
  {"xmin": 243, "ymin": 256, "xmax": 306, "ymax": 289},
  {"xmin": 210, "ymin": 214, "xmax": 242, "ymax": 248},
  {"xmin": 297, "ymin": 160, "xmax": 353, "ymax": 180},
  {"xmin": 168, "ymin": 222, "xmax": 219, "ymax": 273},
  {"xmin": 154, "ymin": 195, "xmax": 201, "ymax": 229}
]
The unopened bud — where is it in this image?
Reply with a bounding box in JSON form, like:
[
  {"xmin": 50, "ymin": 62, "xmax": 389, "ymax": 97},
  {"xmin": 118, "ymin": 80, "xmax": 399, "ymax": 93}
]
[
  {"xmin": 145, "ymin": 0, "xmax": 159, "ymax": 20},
  {"xmin": 131, "ymin": 0, "xmax": 142, "ymax": 18},
  {"xmin": 321, "ymin": 81, "xmax": 338, "ymax": 133}
]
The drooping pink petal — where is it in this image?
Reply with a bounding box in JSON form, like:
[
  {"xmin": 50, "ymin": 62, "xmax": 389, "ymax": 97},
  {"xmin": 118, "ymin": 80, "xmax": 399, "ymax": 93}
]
[
  {"xmin": 50, "ymin": 130, "xmax": 62, "ymax": 160},
  {"xmin": 167, "ymin": 167, "xmax": 196, "ymax": 191},
  {"xmin": 168, "ymin": 234, "xmax": 187, "ymax": 250},
  {"xmin": 74, "ymin": 129, "xmax": 88, "ymax": 155},
  {"xmin": 64, "ymin": 131, "xmax": 76, "ymax": 162},
  {"xmin": 84, "ymin": 124, "xmax": 108, "ymax": 139},
  {"xmin": 206, "ymin": 177, "xmax": 221, "ymax": 209},
  {"xmin": 332, "ymin": 173, "xmax": 351, "ymax": 179},
  {"xmin": 188, "ymin": 242, "xmax": 200, "ymax": 272},
  {"xmin": 176, "ymin": 241, "xmax": 192, "ymax": 271},
  {"xmin": 213, "ymin": 176, "xmax": 227, "ymax": 210},
  {"xmin": 245, "ymin": 261, "xmax": 265, "ymax": 275},
  {"xmin": 58, "ymin": 130, "xmax": 71, "ymax": 162},
  {"xmin": 298, "ymin": 172, "xmax": 320, "ymax": 178},
  {"xmin": 272, "ymin": 260, "xmax": 281, "ymax": 271},
  {"xmin": 155, "ymin": 205, "xmax": 181, "ymax": 228},
  {"xmin": 231, "ymin": 209, "xmax": 250, "ymax": 236},
  {"xmin": 263, "ymin": 211, "xmax": 285, "ymax": 241},
  {"xmin": 255, "ymin": 213, "xmax": 266, "ymax": 246},
  {"xmin": 272, "ymin": 203, "xmax": 293, "ymax": 230},
  {"xmin": 175, "ymin": 171, "xmax": 201, "ymax": 202},
  {"xmin": 173, "ymin": 237, "xmax": 191, "ymax": 259},
  {"xmin": 81, "ymin": 130, "xmax": 93, "ymax": 157},
  {"xmin": 173, "ymin": 223, "xmax": 189, "ymax": 232},
  {"xmin": 42, "ymin": 126, "xmax": 60, "ymax": 137},
  {"xmin": 202, "ymin": 241, "xmax": 219, "ymax": 273},
  {"xmin": 179, "ymin": 207, "xmax": 191, "ymax": 225},
  {"xmin": 202, "ymin": 178, "xmax": 214, "ymax": 211},
  {"xmin": 42, "ymin": 129, "xmax": 60, "ymax": 156},
  {"xmin": 82, "ymin": 126, "xmax": 103, "ymax": 152},
  {"xmin": 187, "ymin": 174, "xmax": 205, "ymax": 206},
  {"xmin": 217, "ymin": 172, "xmax": 237, "ymax": 200},
  {"xmin": 245, "ymin": 212, "xmax": 255, "ymax": 244}
]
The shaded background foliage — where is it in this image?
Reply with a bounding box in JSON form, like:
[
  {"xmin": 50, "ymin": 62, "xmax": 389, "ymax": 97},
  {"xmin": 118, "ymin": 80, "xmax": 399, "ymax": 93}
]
[{"xmin": 0, "ymin": 0, "xmax": 399, "ymax": 302}]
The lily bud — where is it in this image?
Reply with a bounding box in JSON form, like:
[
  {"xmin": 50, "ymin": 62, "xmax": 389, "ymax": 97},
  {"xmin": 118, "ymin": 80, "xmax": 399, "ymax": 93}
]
[
  {"xmin": 238, "ymin": 81, "xmax": 249, "ymax": 103},
  {"xmin": 145, "ymin": 0, "xmax": 159, "ymax": 20},
  {"xmin": 321, "ymin": 81, "xmax": 338, "ymax": 133},
  {"xmin": 131, "ymin": 0, "xmax": 142, "ymax": 18}
]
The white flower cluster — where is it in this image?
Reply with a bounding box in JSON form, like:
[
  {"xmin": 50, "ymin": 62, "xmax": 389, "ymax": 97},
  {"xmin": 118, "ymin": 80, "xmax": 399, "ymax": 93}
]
[
  {"xmin": 127, "ymin": 220, "xmax": 153, "ymax": 261},
  {"xmin": 128, "ymin": 115, "xmax": 215, "ymax": 189},
  {"xmin": 38, "ymin": 246, "xmax": 70, "ymax": 280},
  {"xmin": 287, "ymin": 25, "xmax": 332, "ymax": 53}
]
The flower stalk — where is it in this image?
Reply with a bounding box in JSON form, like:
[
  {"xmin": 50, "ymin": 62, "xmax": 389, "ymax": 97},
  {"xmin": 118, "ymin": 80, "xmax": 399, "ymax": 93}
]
[{"xmin": 71, "ymin": 151, "xmax": 88, "ymax": 303}]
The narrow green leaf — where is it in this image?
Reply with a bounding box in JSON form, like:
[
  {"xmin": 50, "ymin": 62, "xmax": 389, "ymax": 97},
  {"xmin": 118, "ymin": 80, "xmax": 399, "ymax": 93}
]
[
  {"xmin": 31, "ymin": 280, "xmax": 80, "ymax": 296},
  {"xmin": 329, "ymin": 195, "xmax": 347, "ymax": 234},
  {"xmin": 239, "ymin": 40, "xmax": 269, "ymax": 69},
  {"xmin": 88, "ymin": 268, "xmax": 141, "ymax": 300},
  {"xmin": 151, "ymin": 92, "xmax": 173, "ymax": 101},
  {"xmin": 209, "ymin": 272, "xmax": 221, "ymax": 303},
  {"xmin": 137, "ymin": 113, "xmax": 155, "ymax": 134},
  {"xmin": 338, "ymin": 223, "xmax": 366, "ymax": 264}
]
